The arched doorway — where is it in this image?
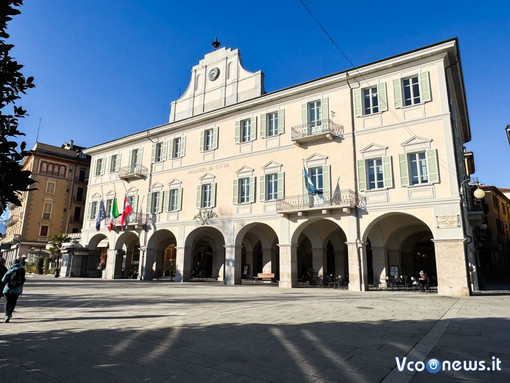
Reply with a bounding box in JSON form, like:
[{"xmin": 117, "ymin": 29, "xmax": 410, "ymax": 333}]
[
  {"xmin": 184, "ymin": 227, "xmax": 226, "ymax": 282},
  {"xmin": 115, "ymin": 231, "xmax": 140, "ymax": 279},
  {"xmin": 364, "ymin": 213, "xmax": 437, "ymax": 289},
  {"xmin": 146, "ymin": 229, "xmax": 177, "ymax": 280},
  {"xmin": 234, "ymin": 222, "xmax": 280, "ymax": 283}
]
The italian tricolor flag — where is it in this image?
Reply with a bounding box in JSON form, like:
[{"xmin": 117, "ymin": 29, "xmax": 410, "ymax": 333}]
[{"xmin": 108, "ymin": 197, "xmax": 120, "ymax": 232}]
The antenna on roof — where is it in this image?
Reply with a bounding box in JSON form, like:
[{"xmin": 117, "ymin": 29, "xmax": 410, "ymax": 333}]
[{"xmin": 212, "ymin": 37, "xmax": 221, "ymax": 50}]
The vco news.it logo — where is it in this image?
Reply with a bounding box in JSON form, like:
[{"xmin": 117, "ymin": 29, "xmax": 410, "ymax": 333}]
[{"xmin": 396, "ymin": 356, "xmax": 502, "ymax": 374}]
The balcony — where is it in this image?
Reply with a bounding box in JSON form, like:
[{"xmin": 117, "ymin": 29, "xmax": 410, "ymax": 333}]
[
  {"xmin": 118, "ymin": 165, "xmax": 148, "ymax": 180},
  {"xmin": 291, "ymin": 119, "xmax": 344, "ymax": 145},
  {"xmin": 110, "ymin": 213, "xmax": 151, "ymax": 229},
  {"xmin": 6, "ymin": 215, "xmax": 19, "ymax": 227},
  {"xmin": 276, "ymin": 190, "xmax": 365, "ymax": 216}
]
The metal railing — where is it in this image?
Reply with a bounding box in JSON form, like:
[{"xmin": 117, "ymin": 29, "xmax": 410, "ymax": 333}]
[
  {"xmin": 291, "ymin": 119, "xmax": 344, "ymax": 141},
  {"xmin": 276, "ymin": 190, "xmax": 365, "ymax": 213},
  {"xmin": 111, "ymin": 212, "xmax": 151, "ymax": 227},
  {"xmin": 118, "ymin": 165, "xmax": 148, "ymax": 179}
]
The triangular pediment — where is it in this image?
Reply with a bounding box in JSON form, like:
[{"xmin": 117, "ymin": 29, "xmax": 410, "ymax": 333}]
[
  {"xmin": 360, "ymin": 143, "xmax": 388, "ymax": 153},
  {"xmin": 199, "ymin": 172, "xmax": 215, "ymax": 181},
  {"xmin": 168, "ymin": 178, "xmax": 181, "ymax": 186},
  {"xmin": 401, "ymin": 136, "xmax": 432, "ymax": 147},
  {"xmin": 235, "ymin": 166, "xmax": 254, "ymax": 174},
  {"xmin": 304, "ymin": 153, "xmax": 328, "ymax": 162},
  {"xmin": 262, "ymin": 161, "xmax": 282, "ymax": 169},
  {"xmin": 151, "ymin": 182, "xmax": 163, "ymax": 189},
  {"xmin": 126, "ymin": 187, "xmax": 138, "ymax": 194}
]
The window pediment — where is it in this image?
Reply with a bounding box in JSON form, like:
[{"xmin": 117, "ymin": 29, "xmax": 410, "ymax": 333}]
[
  {"xmin": 360, "ymin": 143, "xmax": 388, "ymax": 159},
  {"xmin": 304, "ymin": 153, "xmax": 328, "ymax": 167},
  {"xmin": 401, "ymin": 136, "xmax": 432, "ymax": 152}
]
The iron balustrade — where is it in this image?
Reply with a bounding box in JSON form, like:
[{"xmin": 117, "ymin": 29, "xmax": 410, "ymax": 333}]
[
  {"xmin": 291, "ymin": 119, "xmax": 344, "ymax": 141},
  {"xmin": 118, "ymin": 165, "xmax": 148, "ymax": 179},
  {"xmin": 276, "ymin": 190, "xmax": 366, "ymax": 213}
]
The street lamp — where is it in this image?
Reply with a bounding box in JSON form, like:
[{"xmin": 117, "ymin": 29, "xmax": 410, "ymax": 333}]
[{"xmin": 506, "ymin": 124, "xmax": 510, "ymax": 146}]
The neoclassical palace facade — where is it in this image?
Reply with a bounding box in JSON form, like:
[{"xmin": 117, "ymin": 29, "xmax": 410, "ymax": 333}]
[{"xmin": 76, "ymin": 38, "xmax": 480, "ymax": 296}]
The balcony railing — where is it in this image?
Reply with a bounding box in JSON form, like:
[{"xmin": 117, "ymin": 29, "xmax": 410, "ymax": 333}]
[
  {"xmin": 276, "ymin": 190, "xmax": 365, "ymax": 215},
  {"xmin": 291, "ymin": 119, "xmax": 344, "ymax": 144},
  {"xmin": 118, "ymin": 165, "xmax": 148, "ymax": 180},
  {"xmin": 110, "ymin": 213, "xmax": 151, "ymax": 228}
]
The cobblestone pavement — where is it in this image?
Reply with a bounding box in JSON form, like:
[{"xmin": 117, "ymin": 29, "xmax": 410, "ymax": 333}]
[{"xmin": 1, "ymin": 276, "xmax": 509, "ymax": 382}]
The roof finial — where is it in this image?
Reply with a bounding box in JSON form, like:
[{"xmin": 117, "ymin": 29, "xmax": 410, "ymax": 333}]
[{"xmin": 212, "ymin": 37, "xmax": 221, "ymax": 50}]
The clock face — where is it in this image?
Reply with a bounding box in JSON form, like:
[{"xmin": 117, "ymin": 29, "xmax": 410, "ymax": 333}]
[{"xmin": 208, "ymin": 67, "xmax": 220, "ymax": 81}]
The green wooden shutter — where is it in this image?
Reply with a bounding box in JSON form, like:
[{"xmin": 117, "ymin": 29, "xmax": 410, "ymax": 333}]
[
  {"xmin": 249, "ymin": 176, "xmax": 255, "ymax": 203},
  {"xmin": 213, "ymin": 126, "xmax": 218, "ymax": 149},
  {"xmin": 132, "ymin": 195, "xmax": 138, "ymax": 212},
  {"xmin": 163, "ymin": 190, "xmax": 169, "ymax": 212},
  {"xmin": 357, "ymin": 160, "xmax": 367, "ymax": 192},
  {"xmin": 399, "ymin": 154, "xmax": 409, "ymax": 187},
  {"xmin": 157, "ymin": 191, "xmax": 164, "ymax": 213},
  {"xmin": 196, "ymin": 185, "xmax": 201, "ymax": 208},
  {"xmin": 211, "ymin": 182, "xmax": 217, "ymax": 207},
  {"xmin": 419, "ymin": 72, "xmax": 431, "ymax": 102},
  {"xmin": 180, "ymin": 136, "xmax": 186, "ymax": 157},
  {"xmin": 116, "ymin": 153, "xmax": 121, "ymax": 172},
  {"xmin": 151, "ymin": 143, "xmax": 156, "ymax": 163},
  {"xmin": 393, "ymin": 79, "xmax": 403, "ymax": 109},
  {"xmin": 250, "ymin": 117, "xmax": 257, "ymax": 141},
  {"xmin": 127, "ymin": 150, "xmax": 133, "ymax": 171},
  {"xmin": 353, "ymin": 88, "xmax": 362, "ymax": 117},
  {"xmin": 200, "ymin": 130, "xmax": 205, "ymax": 152},
  {"xmin": 161, "ymin": 141, "xmax": 167, "ymax": 161},
  {"xmin": 233, "ymin": 179, "xmax": 238, "ymax": 205},
  {"xmin": 235, "ymin": 121, "xmax": 240, "ymax": 144},
  {"xmin": 427, "ymin": 149, "xmax": 439, "ymax": 183},
  {"xmin": 259, "ymin": 175, "xmax": 265, "ymax": 202},
  {"xmin": 301, "ymin": 103, "xmax": 307, "ymax": 125},
  {"xmin": 321, "ymin": 97, "xmax": 329, "ymax": 131},
  {"xmin": 260, "ymin": 114, "xmax": 266, "ymax": 138},
  {"xmin": 277, "ymin": 172, "xmax": 284, "ymax": 199},
  {"xmin": 382, "ymin": 156, "xmax": 393, "ymax": 188},
  {"xmin": 100, "ymin": 158, "xmax": 106, "ymax": 175},
  {"xmin": 278, "ymin": 109, "xmax": 285, "ymax": 134},
  {"xmin": 302, "ymin": 169, "xmax": 308, "ymax": 196},
  {"xmin": 137, "ymin": 148, "xmax": 143, "ymax": 167},
  {"xmin": 322, "ymin": 165, "xmax": 331, "ymax": 195},
  {"xmin": 378, "ymin": 83, "xmax": 388, "ymax": 112},
  {"xmin": 177, "ymin": 188, "xmax": 183, "ymax": 211},
  {"xmin": 146, "ymin": 193, "xmax": 152, "ymax": 213},
  {"xmin": 169, "ymin": 138, "xmax": 175, "ymax": 159}
]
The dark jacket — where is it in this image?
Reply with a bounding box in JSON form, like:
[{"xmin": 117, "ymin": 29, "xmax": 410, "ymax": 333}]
[{"xmin": 0, "ymin": 264, "xmax": 7, "ymax": 293}]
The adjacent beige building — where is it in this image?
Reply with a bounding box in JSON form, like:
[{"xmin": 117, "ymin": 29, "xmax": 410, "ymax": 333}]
[
  {"xmin": 79, "ymin": 38, "xmax": 481, "ymax": 296},
  {"xmin": 1, "ymin": 142, "xmax": 90, "ymax": 264}
]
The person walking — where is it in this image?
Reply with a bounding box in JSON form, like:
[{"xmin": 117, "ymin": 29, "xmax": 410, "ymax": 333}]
[
  {"xmin": 2, "ymin": 258, "xmax": 26, "ymax": 323},
  {"xmin": 0, "ymin": 258, "xmax": 7, "ymax": 299}
]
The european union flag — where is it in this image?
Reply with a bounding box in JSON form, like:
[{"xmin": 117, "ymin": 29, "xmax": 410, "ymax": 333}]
[{"xmin": 96, "ymin": 200, "xmax": 106, "ymax": 231}]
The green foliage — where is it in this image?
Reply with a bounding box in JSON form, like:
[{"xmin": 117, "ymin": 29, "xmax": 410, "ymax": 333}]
[
  {"xmin": 0, "ymin": 0, "xmax": 36, "ymax": 214},
  {"xmin": 48, "ymin": 233, "xmax": 71, "ymax": 260}
]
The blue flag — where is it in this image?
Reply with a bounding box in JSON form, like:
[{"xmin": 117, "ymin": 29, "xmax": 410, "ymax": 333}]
[
  {"xmin": 96, "ymin": 200, "xmax": 106, "ymax": 231},
  {"xmin": 303, "ymin": 167, "xmax": 322, "ymax": 195}
]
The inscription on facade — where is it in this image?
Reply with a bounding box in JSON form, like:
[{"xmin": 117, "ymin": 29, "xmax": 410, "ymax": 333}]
[
  {"xmin": 436, "ymin": 215, "xmax": 460, "ymax": 228},
  {"xmin": 188, "ymin": 163, "xmax": 229, "ymax": 175}
]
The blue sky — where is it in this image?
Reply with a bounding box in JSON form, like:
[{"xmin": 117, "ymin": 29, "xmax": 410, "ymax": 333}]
[{"xmin": 6, "ymin": 0, "xmax": 510, "ymax": 188}]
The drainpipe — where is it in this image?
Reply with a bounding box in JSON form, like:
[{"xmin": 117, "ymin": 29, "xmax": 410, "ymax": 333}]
[{"xmin": 346, "ymin": 72, "xmax": 365, "ymax": 291}]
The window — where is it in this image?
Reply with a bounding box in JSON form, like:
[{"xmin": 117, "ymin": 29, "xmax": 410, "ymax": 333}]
[
  {"xmin": 363, "ymin": 87, "xmax": 379, "ymax": 115},
  {"xmin": 493, "ymin": 195, "xmax": 499, "ymax": 210},
  {"xmin": 309, "ymin": 167, "xmax": 324, "ymax": 193},
  {"xmin": 79, "ymin": 169, "xmax": 86, "ymax": 182},
  {"xmin": 266, "ymin": 174, "xmax": 278, "ymax": 200},
  {"xmin": 46, "ymin": 181, "xmax": 56, "ymax": 194},
  {"xmin": 90, "ymin": 201, "xmax": 98, "ymax": 219},
  {"xmin": 42, "ymin": 202, "xmax": 53, "ymax": 219},
  {"xmin": 152, "ymin": 142, "xmax": 166, "ymax": 163},
  {"xmin": 39, "ymin": 225, "xmax": 49, "ymax": 237},
  {"xmin": 239, "ymin": 178, "xmax": 250, "ymax": 203},
  {"xmin": 201, "ymin": 184, "xmax": 212, "ymax": 208},
  {"xmin": 73, "ymin": 207, "xmax": 81, "ymax": 222},
  {"xmin": 148, "ymin": 191, "xmax": 161, "ymax": 214},
  {"xmin": 267, "ymin": 113, "xmax": 278, "ymax": 136},
  {"xmin": 76, "ymin": 187, "xmax": 84, "ymax": 202},
  {"xmin": 241, "ymin": 119, "xmax": 251, "ymax": 142},
  {"xmin": 408, "ymin": 152, "xmax": 428, "ymax": 185},
  {"xmin": 205, "ymin": 129, "xmax": 214, "ymax": 151},
  {"xmin": 129, "ymin": 148, "xmax": 140, "ymax": 173},
  {"xmin": 105, "ymin": 199, "xmax": 113, "ymax": 217},
  {"xmin": 40, "ymin": 162, "xmax": 47, "ymax": 173},
  {"xmin": 109, "ymin": 154, "xmax": 119, "ymax": 173},
  {"xmin": 308, "ymin": 100, "xmax": 322, "ymax": 127},
  {"xmin": 367, "ymin": 158, "xmax": 384, "ymax": 189},
  {"xmin": 502, "ymin": 203, "xmax": 507, "ymax": 215},
  {"xmin": 168, "ymin": 189, "xmax": 179, "ymax": 211},
  {"xmin": 172, "ymin": 137, "xmax": 182, "ymax": 158},
  {"xmin": 402, "ymin": 76, "xmax": 420, "ymax": 106},
  {"xmin": 95, "ymin": 158, "xmax": 104, "ymax": 176},
  {"xmin": 59, "ymin": 166, "xmax": 66, "ymax": 177}
]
